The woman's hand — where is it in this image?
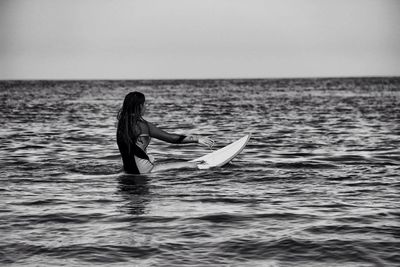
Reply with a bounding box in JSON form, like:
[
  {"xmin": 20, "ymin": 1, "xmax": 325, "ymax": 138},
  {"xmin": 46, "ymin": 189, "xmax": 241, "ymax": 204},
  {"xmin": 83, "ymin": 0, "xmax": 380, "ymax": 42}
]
[{"xmin": 198, "ymin": 137, "xmax": 215, "ymax": 148}]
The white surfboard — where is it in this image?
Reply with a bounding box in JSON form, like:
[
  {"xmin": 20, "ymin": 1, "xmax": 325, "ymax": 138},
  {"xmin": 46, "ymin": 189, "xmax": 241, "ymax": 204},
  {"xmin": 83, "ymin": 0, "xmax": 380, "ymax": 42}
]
[{"xmin": 190, "ymin": 134, "xmax": 251, "ymax": 169}]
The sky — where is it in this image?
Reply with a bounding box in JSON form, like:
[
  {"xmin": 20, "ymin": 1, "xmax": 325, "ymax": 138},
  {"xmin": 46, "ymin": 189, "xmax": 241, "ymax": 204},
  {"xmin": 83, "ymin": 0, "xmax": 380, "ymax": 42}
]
[{"xmin": 0, "ymin": 0, "xmax": 399, "ymax": 80}]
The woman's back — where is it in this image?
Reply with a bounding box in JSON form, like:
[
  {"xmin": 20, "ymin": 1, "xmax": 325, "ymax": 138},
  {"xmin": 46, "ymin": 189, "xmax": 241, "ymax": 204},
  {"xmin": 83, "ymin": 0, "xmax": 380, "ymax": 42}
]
[{"xmin": 117, "ymin": 120, "xmax": 152, "ymax": 174}]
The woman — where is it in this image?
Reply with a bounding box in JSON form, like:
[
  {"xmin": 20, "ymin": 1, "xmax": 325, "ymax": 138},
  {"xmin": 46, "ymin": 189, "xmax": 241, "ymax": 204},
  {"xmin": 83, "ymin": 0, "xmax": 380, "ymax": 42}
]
[{"xmin": 117, "ymin": 91, "xmax": 214, "ymax": 174}]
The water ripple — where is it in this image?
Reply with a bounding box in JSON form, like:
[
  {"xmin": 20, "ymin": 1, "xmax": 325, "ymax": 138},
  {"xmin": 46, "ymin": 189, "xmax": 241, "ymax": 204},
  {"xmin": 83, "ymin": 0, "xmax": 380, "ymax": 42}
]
[{"xmin": 1, "ymin": 78, "xmax": 400, "ymax": 266}]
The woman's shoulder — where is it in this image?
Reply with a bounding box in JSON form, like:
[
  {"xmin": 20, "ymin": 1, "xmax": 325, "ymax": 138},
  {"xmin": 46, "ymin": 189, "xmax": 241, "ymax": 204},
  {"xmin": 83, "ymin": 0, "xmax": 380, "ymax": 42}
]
[
  {"xmin": 139, "ymin": 119, "xmax": 150, "ymax": 125},
  {"xmin": 140, "ymin": 120, "xmax": 164, "ymax": 136},
  {"xmin": 138, "ymin": 119, "xmax": 153, "ymax": 133},
  {"xmin": 140, "ymin": 120, "xmax": 157, "ymax": 127}
]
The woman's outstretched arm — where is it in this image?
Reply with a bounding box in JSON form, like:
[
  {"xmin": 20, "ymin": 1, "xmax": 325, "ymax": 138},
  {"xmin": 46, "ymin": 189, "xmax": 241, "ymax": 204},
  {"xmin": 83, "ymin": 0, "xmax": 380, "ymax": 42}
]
[{"xmin": 147, "ymin": 122, "xmax": 214, "ymax": 147}]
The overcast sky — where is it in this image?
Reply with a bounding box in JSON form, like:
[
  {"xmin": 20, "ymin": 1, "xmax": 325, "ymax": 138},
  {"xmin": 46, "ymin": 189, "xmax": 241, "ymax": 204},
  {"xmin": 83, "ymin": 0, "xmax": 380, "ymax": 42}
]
[{"xmin": 1, "ymin": 0, "xmax": 399, "ymax": 80}]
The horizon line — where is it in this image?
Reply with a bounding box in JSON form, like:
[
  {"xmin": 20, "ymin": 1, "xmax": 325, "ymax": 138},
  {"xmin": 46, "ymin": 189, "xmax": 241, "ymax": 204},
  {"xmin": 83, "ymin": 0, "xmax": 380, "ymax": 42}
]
[{"xmin": 1, "ymin": 75, "xmax": 399, "ymax": 82}]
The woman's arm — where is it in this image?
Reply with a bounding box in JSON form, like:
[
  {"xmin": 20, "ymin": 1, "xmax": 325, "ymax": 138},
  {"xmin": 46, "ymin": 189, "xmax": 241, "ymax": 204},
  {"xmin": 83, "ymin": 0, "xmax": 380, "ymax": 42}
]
[{"xmin": 147, "ymin": 122, "xmax": 214, "ymax": 147}]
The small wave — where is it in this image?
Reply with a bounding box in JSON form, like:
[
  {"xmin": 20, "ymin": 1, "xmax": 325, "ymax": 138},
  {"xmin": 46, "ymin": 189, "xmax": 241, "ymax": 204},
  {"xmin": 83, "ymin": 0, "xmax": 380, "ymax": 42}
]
[
  {"xmin": 305, "ymin": 224, "xmax": 399, "ymax": 238},
  {"xmin": 14, "ymin": 212, "xmax": 107, "ymax": 225},
  {"xmin": 66, "ymin": 161, "xmax": 121, "ymax": 175},
  {"xmin": 271, "ymin": 161, "xmax": 337, "ymax": 169},
  {"xmin": 187, "ymin": 197, "xmax": 261, "ymax": 204},
  {"xmin": 122, "ymin": 215, "xmax": 180, "ymax": 224},
  {"xmin": 188, "ymin": 212, "xmax": 318, "ymax": 223},
  {"xmin": 314, "ymin": 154, "xmax": 371, "ymax": 164},
  {"xmin": 216, "ymin": 237, "xmax": 393, "ymax": 266},
  {"xmin": 335, "ymin": 212, "xmax": 398, "ymax": 224},
  {"xmin": 0, "ymin": 242, "xmax": 160, "ymax": 264},
  {"xmin": 12, "ymin": 199, "xmax": 60, "ymax": 206}
]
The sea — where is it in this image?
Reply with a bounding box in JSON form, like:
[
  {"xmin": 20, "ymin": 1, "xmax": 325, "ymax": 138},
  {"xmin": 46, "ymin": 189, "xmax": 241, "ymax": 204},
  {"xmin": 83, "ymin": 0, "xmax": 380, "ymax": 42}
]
[{"xmin": 0, "ymin": 77, "xmax": 399, "ymax": 267}]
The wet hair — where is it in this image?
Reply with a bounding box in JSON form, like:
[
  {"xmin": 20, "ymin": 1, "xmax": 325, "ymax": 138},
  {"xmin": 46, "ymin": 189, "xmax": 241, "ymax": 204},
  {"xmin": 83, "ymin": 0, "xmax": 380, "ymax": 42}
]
[{"xmin": 117, "ymin": 91, "xmax": 146, "ymax": 148}]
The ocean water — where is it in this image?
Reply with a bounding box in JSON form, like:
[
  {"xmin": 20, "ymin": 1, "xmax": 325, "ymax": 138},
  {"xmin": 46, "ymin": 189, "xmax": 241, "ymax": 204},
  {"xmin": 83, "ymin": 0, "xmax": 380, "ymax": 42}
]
[{"xmin": 0, "ymin": 78, "xmax": 399, "ymax": 266}]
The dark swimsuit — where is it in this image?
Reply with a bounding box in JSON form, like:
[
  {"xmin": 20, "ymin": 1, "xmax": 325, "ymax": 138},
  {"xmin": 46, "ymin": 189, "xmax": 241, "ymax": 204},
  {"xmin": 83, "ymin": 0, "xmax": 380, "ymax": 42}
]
[
  {"xmin": 117, "ymin": 123, "xmax": 186, "ymax": 174},
  {"xmin": 117, "ymin": 132, "xmax": 153, "ymax": 174}
]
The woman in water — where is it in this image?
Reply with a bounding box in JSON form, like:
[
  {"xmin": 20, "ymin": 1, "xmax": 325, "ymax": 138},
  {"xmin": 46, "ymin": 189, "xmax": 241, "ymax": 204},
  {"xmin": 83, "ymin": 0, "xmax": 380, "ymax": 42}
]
[{"xmin": 117, "ymin": 91, "xmax": 214, "ymax": 174}]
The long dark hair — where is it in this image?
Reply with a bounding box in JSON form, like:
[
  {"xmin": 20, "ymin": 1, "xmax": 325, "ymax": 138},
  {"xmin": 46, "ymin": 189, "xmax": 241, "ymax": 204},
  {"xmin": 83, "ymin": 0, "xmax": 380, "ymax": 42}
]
[{"xmin": 117, "ymin": 92, "xmax": 146, "ymax": 147}]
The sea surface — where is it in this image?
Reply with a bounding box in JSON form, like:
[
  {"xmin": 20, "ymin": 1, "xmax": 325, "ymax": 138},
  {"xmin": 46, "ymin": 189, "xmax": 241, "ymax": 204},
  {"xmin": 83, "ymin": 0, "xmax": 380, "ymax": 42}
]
[{"xmin": 0, "ymin": 78, "xmax": 399, "ymax": 267}]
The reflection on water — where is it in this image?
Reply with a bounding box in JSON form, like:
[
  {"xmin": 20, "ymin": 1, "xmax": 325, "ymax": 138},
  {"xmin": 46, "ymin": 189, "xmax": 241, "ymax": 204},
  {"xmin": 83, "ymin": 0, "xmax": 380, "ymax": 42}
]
[
  {"xmin": 1, "ymin": 78, "xmax": 399, "ymax": 266},
  {"xmin": 117, "ymin": 175, "xmax": 151, "ymax": 215}
]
